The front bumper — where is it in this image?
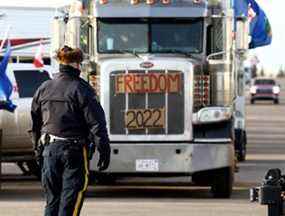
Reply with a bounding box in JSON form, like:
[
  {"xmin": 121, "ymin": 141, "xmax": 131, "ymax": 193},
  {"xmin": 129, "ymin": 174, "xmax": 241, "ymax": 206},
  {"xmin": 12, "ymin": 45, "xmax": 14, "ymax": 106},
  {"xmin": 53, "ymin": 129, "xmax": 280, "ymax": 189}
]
[
  {"xmin": 90, "ymin": 142, "xmax": 235, "ymax": 174},
  {"xmin": 251, "ymin": 93, "xmax": 278, "ymax": 100}
]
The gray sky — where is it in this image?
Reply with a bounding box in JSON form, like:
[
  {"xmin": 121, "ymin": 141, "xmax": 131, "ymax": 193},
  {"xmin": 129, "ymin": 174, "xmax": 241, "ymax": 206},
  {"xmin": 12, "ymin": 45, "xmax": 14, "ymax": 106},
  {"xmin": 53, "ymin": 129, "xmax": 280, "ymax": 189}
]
[{"xmin": 0, "ymin": 0, "xmax": 283, "ymax": 74}]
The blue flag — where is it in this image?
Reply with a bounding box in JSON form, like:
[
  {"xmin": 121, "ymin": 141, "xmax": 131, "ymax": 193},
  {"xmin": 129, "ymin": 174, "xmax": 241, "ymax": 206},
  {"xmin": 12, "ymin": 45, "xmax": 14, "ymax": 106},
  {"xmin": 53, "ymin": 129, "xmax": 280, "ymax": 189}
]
[
  {"xmin": 234, "ymin": 0, "xmax": 249, "ymax": 17},
  {"xmin": 234, "ymin": 0, "xmax": 272, "ymax": 49},
  {"xmin": 0, "ymin": 40, "xmax": 17, "ymax": 112}
]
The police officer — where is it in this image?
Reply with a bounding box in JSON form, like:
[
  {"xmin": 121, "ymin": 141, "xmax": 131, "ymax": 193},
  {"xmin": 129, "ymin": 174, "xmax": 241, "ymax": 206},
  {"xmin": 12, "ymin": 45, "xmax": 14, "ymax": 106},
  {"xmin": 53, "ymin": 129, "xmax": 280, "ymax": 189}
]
[{"xmin": 31, "ymin": 46, "xmax": 110, "ymax": 216}]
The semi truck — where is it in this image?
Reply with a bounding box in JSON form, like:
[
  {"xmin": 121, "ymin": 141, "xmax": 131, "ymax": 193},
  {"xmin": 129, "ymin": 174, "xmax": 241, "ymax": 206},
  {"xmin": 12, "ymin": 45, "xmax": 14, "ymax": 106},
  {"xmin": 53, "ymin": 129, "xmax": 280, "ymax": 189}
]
[
  {"xmin": 0, "ymin": 0, "xmax": 250, "ymax": 198},
  {"xmin": 50, "ymin": 0, "xmax": 252, "ymax": 198}
]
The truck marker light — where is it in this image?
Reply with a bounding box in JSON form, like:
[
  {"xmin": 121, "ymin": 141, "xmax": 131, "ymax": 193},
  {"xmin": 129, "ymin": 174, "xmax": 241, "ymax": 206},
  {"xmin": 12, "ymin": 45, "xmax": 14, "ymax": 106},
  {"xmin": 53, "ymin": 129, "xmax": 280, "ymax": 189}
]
[
  {"xmin": 203, "ymin": 76, "xmax": 209, "ymax": 81},
  {"xmin": 131, "ymin": 0, "xmax": 140, "ymax": 5},
  {"xmin": 194, "ymin": 75, "xmax": 210, "ymax": 107},
  {"xmin": 99, "ymin": 0, "xmax": 108, "ymax": 5},
  {"xmin": 146, "ymin": 0, "xmax": 155, "ymax": 5},
  {"xmin": 161, "ymin": 0, "xmax": 171, "ymax": 4},
  {"xmin": 193, "ymin": 0, "xmax": 202, "ymax": 4}
]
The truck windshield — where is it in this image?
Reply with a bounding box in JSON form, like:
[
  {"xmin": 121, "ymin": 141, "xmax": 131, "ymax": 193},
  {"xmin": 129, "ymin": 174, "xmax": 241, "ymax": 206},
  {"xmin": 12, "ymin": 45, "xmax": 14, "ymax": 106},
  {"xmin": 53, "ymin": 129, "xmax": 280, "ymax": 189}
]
[
  {"xmin": 98, "ymin": 18, "xmax": 203, "ymax": 54},
  {"xmin": 254, "ymin": 79, "xmax": 276, "ymax": 85}
]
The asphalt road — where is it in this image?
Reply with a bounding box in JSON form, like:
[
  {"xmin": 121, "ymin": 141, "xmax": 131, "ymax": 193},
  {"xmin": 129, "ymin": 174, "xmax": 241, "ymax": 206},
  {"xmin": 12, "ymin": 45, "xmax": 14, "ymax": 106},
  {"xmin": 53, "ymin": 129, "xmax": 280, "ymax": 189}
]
[{"xmin": 1, "ymin": 80, "xmax": 285, "ymax": 216}]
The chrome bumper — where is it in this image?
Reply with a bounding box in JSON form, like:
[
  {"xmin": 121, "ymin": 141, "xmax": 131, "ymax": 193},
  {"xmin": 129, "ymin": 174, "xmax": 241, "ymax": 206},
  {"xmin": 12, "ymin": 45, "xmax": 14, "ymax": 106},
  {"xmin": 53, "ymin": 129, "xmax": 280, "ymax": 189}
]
[{"xmin": 90, "ymin": 142, "xmax": 235, "ymax": 174}]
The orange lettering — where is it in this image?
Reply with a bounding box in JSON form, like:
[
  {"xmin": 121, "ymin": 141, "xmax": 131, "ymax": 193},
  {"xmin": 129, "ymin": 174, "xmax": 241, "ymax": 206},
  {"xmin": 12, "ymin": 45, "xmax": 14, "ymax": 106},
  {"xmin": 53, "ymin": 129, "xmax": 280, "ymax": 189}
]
[
  {"xmin": 115, "ymin": 75, "xmax": 124, "ymax": 93},
  {"xmin": 133, "ymin": 75, "xmax": 141, "ymax": 93},
  {"xmin": 158, "ymin": 74, "xmax": 167, "ymax": 92},
  {"xmin": 124, "ymin": 74, "xmax": 134, "ymax": 93},
  {"xmin": 168, "ymin": 73, "xmax": 181, "ymax": 92},
  {"xmin": 149, "ymin": 74, "xmax": 159, "ymax": 93},
  {"xmin": 141, "ymin": 75, "xmax": 148, "ymax": 93}
]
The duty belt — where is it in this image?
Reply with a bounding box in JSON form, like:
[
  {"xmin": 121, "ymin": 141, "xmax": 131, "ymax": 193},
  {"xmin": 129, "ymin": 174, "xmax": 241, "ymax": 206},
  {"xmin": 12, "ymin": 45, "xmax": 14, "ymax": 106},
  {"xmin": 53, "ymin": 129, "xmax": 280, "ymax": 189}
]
[{"xmin": 40, "ymin": 134, "xmax": 83, "ymax": 145}]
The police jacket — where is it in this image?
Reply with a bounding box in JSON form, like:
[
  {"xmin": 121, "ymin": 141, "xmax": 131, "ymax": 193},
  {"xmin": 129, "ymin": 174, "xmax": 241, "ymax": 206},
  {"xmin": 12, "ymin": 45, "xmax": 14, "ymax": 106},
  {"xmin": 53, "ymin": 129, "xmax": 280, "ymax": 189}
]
[{"xmin": 31, "ymin": 64, "xmax": 109, "ymax": 153}]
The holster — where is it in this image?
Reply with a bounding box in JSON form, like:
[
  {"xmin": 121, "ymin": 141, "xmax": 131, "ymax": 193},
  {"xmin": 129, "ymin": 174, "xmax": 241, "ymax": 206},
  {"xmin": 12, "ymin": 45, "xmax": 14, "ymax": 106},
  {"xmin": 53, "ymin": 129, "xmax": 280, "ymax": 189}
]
[{"xmin": 35, "ymin": 134, "xmax": 50, "ymax": 168}]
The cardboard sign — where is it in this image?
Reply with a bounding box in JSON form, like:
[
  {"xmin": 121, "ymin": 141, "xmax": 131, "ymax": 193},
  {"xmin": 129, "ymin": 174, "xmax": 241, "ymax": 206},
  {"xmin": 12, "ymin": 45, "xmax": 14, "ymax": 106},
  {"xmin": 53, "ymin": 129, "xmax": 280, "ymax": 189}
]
[{"xmin": 115, "ymin": 73, "xmax": 181, "ymax": 94}]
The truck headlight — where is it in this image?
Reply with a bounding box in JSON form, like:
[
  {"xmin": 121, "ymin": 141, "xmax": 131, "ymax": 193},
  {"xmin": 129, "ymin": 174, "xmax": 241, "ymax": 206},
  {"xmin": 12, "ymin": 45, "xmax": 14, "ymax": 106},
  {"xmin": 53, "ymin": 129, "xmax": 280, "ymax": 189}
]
[
  {"xmin": 250, "ymin": 86, "xmax": 257, "ymax": 94},
  {"xmin": 193, "ymin": 107, "xmax": 232, "ymax": 124},
  {"xmin": 273, "ymin": 86, "xmax": 280, "ymax": 94}
]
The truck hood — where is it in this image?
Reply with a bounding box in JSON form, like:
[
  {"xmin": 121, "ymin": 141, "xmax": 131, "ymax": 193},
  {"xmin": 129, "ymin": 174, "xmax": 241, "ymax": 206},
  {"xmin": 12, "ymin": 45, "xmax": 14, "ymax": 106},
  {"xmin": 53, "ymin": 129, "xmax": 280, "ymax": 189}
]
[{"xmin": 98, "ymin": 54, "xmax": 202, "ymax": 67}]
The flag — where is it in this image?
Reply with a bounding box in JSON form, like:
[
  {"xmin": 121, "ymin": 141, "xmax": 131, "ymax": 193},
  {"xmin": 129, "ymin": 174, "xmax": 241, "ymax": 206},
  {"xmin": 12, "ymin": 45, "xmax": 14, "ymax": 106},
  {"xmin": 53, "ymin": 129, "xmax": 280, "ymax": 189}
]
[
  {"xmin": 33, "ymin": 41, "xmax": 44, "ymax": 68},
  {"xmin": 234, "ymin": 0, "xmax": 272, "ymax": 49},
  {"xmin": 234, "ymin": 0, "xmax": 249, "ymax": 17},
  {"xmin": 0, "ymin": 40, "xmax": 17, "ymax": 112},
  {"xmin": 248, "ymin": 0, "xmax": 272, "ymax": 49}
]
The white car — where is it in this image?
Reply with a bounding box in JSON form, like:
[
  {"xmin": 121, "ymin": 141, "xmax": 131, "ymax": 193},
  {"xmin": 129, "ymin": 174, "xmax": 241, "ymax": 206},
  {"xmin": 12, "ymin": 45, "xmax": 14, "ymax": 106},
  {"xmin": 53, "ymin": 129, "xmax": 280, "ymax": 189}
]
[{"xmin": 0, "ymin": 63, "xmax": 52, "ymax": 176}]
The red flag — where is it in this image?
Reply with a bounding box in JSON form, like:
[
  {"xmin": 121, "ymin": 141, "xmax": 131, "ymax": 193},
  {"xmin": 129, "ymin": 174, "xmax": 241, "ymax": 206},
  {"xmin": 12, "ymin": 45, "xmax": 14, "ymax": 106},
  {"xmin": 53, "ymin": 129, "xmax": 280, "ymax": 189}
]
[{"xmin": 33, "ymin": 42, "xmax": 44, "ymax": 68}]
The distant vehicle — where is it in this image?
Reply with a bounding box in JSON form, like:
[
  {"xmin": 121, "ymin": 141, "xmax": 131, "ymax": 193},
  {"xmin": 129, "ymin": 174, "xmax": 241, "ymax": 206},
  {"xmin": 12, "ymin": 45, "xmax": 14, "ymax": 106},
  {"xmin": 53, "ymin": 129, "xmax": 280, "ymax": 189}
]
[
  {"xmin": 0, "ymin": 63, "xmax": 52, "ymax": 176},
  {"xmin": 250, "ymin": 78, "xmax": 280, "ymax": 104}
]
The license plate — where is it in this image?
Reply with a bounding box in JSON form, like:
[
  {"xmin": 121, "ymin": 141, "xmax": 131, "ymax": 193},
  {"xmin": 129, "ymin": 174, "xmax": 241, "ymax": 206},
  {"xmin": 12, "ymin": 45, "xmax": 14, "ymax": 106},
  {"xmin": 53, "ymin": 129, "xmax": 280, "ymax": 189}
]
[
  {"xmin": 125, "ymin": 108, "xmax": 165, "ymax": 130},
  {"xmin": 136, "ymin": 159, "xmax": 159, "ymax": 172}
]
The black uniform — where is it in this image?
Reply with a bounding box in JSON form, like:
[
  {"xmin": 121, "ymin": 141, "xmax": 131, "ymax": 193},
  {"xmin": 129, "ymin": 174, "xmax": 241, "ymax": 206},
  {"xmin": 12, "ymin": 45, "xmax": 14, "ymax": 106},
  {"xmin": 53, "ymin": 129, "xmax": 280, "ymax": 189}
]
[{"xmin": 31, "ymin": 64, "xmax": 110, "ymax": 216}]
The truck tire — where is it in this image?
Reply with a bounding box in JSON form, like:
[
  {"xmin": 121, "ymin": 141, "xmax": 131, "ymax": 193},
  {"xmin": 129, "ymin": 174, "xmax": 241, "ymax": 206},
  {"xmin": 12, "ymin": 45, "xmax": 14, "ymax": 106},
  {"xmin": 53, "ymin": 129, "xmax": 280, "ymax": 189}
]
[
  {"xmin": 16, "ymin": 160, "xmax": 41, "ymax": 179},
  {"xmin": 211, "ymin": 167, "xmax": 234, "ymax": 198},
  {"xmin": 235, "ymin": 130, "xmax": 247, "ymax": 162},
  {"xmin": 26, "ymin": 160, "xmax": 41, "ymax": 179},
  {"xmin": 89, "ymin": 171, "xmax": 116, "ymax": 185}
]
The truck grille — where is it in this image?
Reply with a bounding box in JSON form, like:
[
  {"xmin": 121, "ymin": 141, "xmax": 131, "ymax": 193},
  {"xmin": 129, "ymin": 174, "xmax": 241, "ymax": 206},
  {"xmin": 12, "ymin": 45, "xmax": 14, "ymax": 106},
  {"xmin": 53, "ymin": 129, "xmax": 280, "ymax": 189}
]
[
  {"xmin": 109, "ymin": 70, "xmax": 185, "ymax": 135},
  {"xmin": 257, "ymin": 89, "xmax": 273, "ymax": 94}
]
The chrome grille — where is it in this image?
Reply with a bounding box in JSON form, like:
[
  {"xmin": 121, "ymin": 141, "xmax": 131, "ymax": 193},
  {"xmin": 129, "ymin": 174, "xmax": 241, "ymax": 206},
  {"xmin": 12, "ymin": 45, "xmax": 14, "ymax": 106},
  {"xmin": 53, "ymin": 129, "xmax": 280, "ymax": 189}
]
[{"xmin": 257, "ymin": 89, "xmax": 273, "ymax": 94}]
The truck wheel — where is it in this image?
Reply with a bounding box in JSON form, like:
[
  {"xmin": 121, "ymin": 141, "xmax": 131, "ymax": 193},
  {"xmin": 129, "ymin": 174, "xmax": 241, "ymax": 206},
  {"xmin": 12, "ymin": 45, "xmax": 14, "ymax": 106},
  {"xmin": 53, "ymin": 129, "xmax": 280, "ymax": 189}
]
[
  {"xmin": 26, "ymin": 160, "xmax": 41, "ymax": 179},
  {"xmin": 274, "ymin": 99, "xmax": 279, "ymax": 104},
  {"xmin": 211, "ymin": 167, "xmax": 234, "ymax": 198},
  {"xmin": 236, "ymin": 130, "xmax": 247, "ymax": 162},
  {"xmin": 89, "ymin": 172, "xmax": 116, "ymax": 185}
]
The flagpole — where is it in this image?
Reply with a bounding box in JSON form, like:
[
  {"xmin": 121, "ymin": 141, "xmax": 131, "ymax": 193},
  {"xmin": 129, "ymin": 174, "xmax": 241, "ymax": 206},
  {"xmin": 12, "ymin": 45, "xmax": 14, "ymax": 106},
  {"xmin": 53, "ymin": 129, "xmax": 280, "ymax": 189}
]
[{"xmin": 0, "ymin": 26, "xmax": 11, "ymax": 52}]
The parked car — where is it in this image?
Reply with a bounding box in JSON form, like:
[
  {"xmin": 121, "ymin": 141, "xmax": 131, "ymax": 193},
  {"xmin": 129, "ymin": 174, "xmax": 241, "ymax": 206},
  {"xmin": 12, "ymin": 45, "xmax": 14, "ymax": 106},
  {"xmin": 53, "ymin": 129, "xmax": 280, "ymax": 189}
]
[
  {"xmin": 250, "ymin": 78, "xmax": 280, "ymax": 104},
  {"xmin": 0, "ymin": 63, "xmax": 52, "ymax": 176}
]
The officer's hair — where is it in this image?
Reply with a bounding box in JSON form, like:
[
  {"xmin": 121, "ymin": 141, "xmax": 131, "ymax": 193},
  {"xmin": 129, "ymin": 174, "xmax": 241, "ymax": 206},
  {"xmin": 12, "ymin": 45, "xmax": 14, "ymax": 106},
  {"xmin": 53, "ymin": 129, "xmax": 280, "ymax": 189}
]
[{"xmin": 57, "ymin": 46, "xmax": 83, "ymax": 64}]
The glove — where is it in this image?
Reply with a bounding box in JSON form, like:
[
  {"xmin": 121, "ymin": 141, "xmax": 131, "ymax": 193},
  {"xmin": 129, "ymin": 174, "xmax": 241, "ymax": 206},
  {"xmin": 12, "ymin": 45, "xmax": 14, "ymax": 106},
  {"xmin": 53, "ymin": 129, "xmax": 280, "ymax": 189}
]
[{"xmin": 97, "ymin": 146, "xmax": 111, "ymax": 171}]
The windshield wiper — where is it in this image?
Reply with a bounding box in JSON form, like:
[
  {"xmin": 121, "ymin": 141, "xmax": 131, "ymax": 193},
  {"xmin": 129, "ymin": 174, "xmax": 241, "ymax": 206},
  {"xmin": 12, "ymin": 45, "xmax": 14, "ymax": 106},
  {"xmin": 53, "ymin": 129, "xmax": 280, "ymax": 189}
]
[
  {"xmin": 115, "ymin": 49, "xmax": 142, "ymax": 58},
  {"xmin": 103, "ymin": 49, "xmax": 141, "ymax": 58}
]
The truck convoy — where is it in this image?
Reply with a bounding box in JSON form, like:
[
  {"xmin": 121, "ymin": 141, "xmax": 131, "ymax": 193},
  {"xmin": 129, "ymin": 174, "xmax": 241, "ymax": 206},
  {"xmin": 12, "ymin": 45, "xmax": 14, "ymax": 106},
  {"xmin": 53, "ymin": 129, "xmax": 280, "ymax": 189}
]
[{"xmin": 0, "ymin": 0, "xmax": 251, "ymax": 198}]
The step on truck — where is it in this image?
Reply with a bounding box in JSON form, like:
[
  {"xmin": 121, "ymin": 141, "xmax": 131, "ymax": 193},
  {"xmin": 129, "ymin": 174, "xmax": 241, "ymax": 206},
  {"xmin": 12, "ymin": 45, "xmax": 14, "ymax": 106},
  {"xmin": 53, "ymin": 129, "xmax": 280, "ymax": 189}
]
[{"xmin": 51, "ymin": 0, "xmax": 250, "ymax": 198}]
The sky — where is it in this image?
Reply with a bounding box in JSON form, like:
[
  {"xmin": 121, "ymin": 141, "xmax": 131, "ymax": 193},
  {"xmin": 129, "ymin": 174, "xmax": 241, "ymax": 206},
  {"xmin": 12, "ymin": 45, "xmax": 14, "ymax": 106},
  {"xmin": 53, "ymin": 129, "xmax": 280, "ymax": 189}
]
[
  {"xmin": 251, "ymin": 0, "xmax": 285, "ymax": 75},
  {"xmin": 0, "ymin": 0, "xmax": 284, "ymax": 74}
]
